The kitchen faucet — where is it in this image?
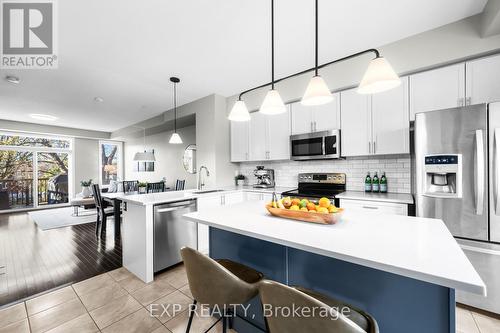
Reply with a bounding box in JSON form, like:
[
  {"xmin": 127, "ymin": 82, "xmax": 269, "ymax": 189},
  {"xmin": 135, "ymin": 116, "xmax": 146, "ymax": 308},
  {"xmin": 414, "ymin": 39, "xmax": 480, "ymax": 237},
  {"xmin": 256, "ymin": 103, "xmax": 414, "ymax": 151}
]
[{"xmin": 198, "ymin": 166, "xmax": 210, "ymax": 190}]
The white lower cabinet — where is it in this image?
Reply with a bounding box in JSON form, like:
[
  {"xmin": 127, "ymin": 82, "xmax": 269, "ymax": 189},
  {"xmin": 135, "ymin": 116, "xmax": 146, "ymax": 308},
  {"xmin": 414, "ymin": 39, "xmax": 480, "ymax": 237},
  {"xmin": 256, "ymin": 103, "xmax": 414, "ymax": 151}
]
[
  {"xmin": 196, "ymin": 193, "xmax": 246, "ymax": 254},
  {"xmin": 245, "ymin": 191, "xmax": 273, "ymax": 202},
  {"xmin": 339, "ymin": 199, "xmax": 408, "ymax": 216}
]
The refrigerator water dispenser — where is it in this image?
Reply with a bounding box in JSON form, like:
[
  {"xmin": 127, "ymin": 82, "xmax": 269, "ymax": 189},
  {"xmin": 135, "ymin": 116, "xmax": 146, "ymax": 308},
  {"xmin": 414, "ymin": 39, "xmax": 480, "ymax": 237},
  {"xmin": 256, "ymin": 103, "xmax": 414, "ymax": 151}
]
[{"xmin": 423, "ymin": 154, "xmax": 462, "ymax": 198}]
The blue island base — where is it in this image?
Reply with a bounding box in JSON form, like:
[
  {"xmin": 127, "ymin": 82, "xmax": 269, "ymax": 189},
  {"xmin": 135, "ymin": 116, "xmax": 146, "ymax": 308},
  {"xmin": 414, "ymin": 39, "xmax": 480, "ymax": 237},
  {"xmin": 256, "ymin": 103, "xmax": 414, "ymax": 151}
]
[{"xmin": 209, "ymin": 228, "xmax": 455, "ymax": 333}]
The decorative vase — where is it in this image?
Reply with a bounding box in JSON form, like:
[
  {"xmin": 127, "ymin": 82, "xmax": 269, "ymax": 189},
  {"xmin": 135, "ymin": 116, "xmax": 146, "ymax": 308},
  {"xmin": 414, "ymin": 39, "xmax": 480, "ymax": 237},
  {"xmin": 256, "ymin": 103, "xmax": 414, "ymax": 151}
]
[
  {"xmin": 81, "ymin": 186, "xmax": 91, "ymax": 198},
  {"xmin": 139, "ymin": 187, "xmax": 146, "ymax": 194}
]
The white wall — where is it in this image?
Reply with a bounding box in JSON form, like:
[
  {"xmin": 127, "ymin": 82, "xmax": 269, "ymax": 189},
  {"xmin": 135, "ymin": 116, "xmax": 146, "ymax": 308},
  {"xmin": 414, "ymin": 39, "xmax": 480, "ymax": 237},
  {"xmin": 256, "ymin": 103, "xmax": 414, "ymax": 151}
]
[
  {"xmin": 73, "ymin": 138, "xmax": 100, "ymax": 193},
  {"xmin": 124, "ymin": 125, "xmax": 197, "ymax": 189}
]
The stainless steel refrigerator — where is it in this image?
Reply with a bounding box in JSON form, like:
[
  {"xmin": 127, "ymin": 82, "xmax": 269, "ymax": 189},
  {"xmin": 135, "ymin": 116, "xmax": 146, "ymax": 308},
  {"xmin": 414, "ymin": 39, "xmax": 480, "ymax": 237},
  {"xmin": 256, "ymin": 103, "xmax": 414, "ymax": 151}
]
[{"xmin": 415, "ymin": 102, "xmax": 500, "ymax": 314}]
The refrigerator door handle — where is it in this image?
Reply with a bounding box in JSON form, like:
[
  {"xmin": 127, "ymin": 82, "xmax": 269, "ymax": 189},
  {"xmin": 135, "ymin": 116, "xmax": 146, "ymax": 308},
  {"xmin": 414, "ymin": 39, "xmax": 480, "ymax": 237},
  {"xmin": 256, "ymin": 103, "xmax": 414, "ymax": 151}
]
[
  {"xmin": 475, "ymin": 129, "xmax": 485, "ymax": 215},
  {"xmin": 495, "ymin": 129, "xmax": 500, "ymax": 215}
]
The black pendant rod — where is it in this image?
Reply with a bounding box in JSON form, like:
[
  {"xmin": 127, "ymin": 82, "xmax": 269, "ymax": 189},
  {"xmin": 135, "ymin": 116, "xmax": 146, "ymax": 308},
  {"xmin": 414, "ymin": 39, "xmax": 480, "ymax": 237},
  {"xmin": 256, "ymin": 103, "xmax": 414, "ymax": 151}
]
[
  {"xmin": 271, "ymin": 0, "xmax": 275, "ymax": 89},
  {"xmin": 170, "ymin": 77, "xmax": 180, "ymax": 133},
  {"xmin": 238, "ymin": 48, "xmax": 380, "ymax": 100},
  {"xmin": 315, "ymin": 0, "xmax": 318, "ymax": 76}
]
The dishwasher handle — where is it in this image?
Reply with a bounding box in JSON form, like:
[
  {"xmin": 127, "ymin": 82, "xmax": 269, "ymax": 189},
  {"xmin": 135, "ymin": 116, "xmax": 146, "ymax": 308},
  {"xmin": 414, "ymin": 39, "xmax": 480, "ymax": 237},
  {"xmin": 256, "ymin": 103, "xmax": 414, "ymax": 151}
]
[{"xmin": 155, "ymin": 201, "xmax": 196, "ymax": 213}]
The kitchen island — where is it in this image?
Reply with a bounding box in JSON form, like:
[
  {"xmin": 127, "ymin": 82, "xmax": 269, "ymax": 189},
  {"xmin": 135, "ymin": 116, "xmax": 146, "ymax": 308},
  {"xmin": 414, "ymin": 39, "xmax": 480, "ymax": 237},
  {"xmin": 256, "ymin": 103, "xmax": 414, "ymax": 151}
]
[{"xmin": 184, "ymin": 200, "xmax": 485, "ymax": 333}]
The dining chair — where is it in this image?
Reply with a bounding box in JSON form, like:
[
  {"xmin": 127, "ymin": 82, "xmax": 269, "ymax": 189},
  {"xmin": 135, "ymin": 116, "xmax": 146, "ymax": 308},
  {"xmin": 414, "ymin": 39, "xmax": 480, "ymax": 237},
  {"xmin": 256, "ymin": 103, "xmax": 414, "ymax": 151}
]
[
  {"xmin": 122, "ymin": 180, "xmax": 139, "ymax": 193},
  {"xmin": 175, "ymin": 179, "xmax": 185, "ymax": 191},
  {"xmin": 91, "ymin": 184, "xmax": 114, "ymax": 237},
  {"xmin": 147, "ymin": 181, "xmax": 165, "ymax": 193}
]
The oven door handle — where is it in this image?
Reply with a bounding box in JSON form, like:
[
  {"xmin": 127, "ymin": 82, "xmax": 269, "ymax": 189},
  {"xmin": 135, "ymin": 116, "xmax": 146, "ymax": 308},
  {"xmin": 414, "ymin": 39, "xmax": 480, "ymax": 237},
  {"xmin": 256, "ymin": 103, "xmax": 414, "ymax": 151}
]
[{"xmin": 322, "ymin": 137, "xmax": 326, "ymax": 156}]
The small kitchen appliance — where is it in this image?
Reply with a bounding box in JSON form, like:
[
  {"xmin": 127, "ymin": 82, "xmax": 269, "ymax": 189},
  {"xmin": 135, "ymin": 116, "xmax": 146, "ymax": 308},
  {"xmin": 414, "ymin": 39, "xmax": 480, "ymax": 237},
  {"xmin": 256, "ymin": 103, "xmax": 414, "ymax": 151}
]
[
  {"xmin": 290, "ymin": 130, "xmax": 341, "ymax": 160},
  {"xmin": 253, "ymin": 166, "xmax": 275, "ymax": 188},
  {"xmin": 281, "ymin": 173, "xmax": 346, "ymax": 206}
]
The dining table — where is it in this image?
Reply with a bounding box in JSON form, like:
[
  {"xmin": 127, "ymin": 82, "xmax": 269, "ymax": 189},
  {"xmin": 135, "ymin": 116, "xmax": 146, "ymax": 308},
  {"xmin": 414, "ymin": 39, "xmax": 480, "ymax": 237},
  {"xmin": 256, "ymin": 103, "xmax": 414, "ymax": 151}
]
[{"xmin": 100, "ymin": 189, "xmax": 171, "ymax": 237}]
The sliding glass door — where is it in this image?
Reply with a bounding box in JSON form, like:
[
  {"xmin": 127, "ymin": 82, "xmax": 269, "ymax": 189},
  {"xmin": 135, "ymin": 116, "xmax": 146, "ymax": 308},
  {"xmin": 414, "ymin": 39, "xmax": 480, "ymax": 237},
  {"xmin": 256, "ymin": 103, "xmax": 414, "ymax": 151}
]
[{"xmin": 0, "ymin": 133, "xmax": 73, "ymax": 211}]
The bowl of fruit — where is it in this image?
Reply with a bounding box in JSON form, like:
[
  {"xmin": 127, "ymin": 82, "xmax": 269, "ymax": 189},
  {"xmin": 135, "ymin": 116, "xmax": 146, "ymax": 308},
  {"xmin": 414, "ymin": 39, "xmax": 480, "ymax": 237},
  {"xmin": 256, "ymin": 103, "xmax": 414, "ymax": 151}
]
[{"xmin": 266, "ymin": 193, "xmax": 343, "ymax": 225}]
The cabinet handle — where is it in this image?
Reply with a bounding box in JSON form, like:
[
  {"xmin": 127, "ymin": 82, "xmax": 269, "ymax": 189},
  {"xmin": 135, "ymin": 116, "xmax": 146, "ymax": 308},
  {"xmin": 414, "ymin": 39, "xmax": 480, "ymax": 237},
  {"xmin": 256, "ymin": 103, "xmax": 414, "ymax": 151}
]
[
  {"xmin": 362, "ymin": 206, "xmax": 379, "ymax": 210},
  {"xmin": 373, "ymin": 141, "xmax": 376, "ymax": 154},
  {"xmin": 466, "ymin": 97, "xmax": 472, "ymax": 106},
  {"xmin": 368, "ymin": 142, "xmax": 371, "ymax": 154},
  {"xmin": 245, "ymin": 152, "xmax": 248, "ymax": 160},
  {"xmin": 310, "ymin": 122, "xmax": 313, "ymax": 133},
  {"xmin": 314, "ymin": 122, "xmax": 317, "ymax": 132},
  {"xmin": 457, "ymin": 98, "xmax": 464, "ymax": 107}
]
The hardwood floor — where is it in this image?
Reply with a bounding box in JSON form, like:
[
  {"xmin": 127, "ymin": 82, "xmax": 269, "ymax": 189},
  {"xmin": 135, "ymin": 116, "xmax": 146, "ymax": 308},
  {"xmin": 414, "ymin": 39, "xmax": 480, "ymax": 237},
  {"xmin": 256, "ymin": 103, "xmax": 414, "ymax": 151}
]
[{"xmin": 0, "ymin": 211, "xmax": 122, "ymax": 308}]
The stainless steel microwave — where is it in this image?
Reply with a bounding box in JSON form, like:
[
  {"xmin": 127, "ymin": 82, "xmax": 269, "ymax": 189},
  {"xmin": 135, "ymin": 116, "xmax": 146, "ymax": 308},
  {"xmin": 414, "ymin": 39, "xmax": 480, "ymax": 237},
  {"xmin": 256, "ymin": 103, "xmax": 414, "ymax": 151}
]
[{"xmin": 290, "ymin": 130, "xmax": 341, "ymax": 160}]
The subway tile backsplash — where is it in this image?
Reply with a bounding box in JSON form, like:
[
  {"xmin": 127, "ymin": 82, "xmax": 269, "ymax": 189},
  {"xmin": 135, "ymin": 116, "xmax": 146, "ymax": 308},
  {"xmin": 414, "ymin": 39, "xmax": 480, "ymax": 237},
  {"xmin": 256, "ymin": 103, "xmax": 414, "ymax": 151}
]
[{"xmin": 238, "ymin": 154, "xmax": 411, "ymax": 193}]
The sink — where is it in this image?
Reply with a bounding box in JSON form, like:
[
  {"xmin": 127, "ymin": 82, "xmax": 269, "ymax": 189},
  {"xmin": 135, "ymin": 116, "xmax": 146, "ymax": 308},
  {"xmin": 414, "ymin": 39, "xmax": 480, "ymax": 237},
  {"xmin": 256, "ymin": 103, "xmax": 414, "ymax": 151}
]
[{"xmin": 193, "ymin": 189, "xmax": 226, "ymax": 194}]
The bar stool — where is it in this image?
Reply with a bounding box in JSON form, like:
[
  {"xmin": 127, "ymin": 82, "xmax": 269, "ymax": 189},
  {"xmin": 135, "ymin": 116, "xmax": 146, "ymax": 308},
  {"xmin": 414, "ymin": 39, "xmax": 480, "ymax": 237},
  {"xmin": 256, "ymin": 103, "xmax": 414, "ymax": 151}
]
[
  {"xmin": 259, "ymin": 280, "xmax": 379, "ymax": 333},
  {"xmin": 180, "ymin": 247, "xmax": 264, "ymax": 333}
]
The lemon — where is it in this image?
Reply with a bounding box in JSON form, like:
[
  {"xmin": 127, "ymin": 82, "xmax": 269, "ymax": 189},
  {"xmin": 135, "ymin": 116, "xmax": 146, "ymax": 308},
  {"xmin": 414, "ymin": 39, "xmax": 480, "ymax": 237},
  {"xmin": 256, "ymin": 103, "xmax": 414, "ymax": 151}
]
[
  {"xmin": 318, "ymin": 197, "xmax": 331, "ymax": 208},
  {"xmin": 317, "ymin": 207, "xmax": 329, "ymax": 214},
  {"xmin": 290, "ymin": 205, "xmax": 300, "ymax": 211}
]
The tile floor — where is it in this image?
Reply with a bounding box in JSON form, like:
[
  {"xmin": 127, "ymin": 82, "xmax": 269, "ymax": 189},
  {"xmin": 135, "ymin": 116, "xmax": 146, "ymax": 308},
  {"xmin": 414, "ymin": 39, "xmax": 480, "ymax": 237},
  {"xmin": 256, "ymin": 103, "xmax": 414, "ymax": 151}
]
[{"xmin": 0, "ymin": 264, "xmax": 499, "ymax": 333}]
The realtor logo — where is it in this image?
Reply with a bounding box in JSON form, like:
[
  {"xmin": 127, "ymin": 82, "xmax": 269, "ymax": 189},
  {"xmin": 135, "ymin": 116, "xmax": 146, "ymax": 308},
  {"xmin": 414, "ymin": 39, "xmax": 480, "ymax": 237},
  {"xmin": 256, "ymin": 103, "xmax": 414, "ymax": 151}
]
[{"xmin": 1, "ymin": 0, "xmax": 58, "ymax": 69}]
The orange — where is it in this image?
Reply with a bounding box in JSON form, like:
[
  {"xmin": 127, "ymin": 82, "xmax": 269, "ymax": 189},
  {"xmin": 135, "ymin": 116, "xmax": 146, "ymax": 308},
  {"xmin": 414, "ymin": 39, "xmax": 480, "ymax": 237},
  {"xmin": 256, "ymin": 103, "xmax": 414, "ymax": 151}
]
[
  {"xmin": 291, "ymin": 198, "xmax": 301, "ymax": 206},
  {"xmin": 317, "ymin": 207, "xmax": 329, "ymax": 214},
  {"xmin": 318, "ymin": 197, "xmax": 331, "ymax": 208},
  {"xmin": 328, "ymin": 204, "xmax": 337, "ymax": 213},
  {"xmin": 306, "ymin": 202, "xmax": 316, "ymax": 211}
]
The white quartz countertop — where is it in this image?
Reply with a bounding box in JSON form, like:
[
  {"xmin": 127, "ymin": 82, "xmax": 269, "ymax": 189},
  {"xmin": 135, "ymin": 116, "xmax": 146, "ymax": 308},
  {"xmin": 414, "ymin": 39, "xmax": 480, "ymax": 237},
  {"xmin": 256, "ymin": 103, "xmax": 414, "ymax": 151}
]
[
  {"xmin": 336, "ymin": 191, "xmax": 414, "ymax": 204},
  {"xmin": 111, "ymin": 186, "xmax": 294, "ymax": 206},
  {"xmin": 184, "ymin": 200, "xmax": 485, "ymax": 295}
]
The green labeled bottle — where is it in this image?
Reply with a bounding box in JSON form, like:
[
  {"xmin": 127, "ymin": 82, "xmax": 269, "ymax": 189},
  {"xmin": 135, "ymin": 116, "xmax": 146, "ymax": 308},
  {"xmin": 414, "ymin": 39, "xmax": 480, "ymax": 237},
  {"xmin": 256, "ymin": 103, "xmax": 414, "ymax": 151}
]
[
  {"xmin": 380, "ymin": 172, "xmax": 387, "ymax": 193},
  {"xmin": 364, "ymin": 172, "xmax": 372, "ymax": 192},
  {"xmin": 372, "ymin": 172, "xmax": 380, "ymax": 192}
]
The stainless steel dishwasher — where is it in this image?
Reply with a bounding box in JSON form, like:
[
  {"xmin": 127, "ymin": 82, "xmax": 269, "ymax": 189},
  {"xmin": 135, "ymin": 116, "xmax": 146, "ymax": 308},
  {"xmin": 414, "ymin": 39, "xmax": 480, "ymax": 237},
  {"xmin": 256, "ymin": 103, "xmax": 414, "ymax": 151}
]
[{"xmin": 153, "ymin": 199, "xmax": 197, "ymax": 272}]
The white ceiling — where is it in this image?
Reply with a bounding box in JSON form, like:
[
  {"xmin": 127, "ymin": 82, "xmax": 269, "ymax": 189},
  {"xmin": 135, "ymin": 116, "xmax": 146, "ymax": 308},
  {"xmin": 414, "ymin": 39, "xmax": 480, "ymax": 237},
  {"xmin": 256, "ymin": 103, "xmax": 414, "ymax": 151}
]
[{"xmin": 0, "ymin": 0, "xmax": 487, "ymax": 132}]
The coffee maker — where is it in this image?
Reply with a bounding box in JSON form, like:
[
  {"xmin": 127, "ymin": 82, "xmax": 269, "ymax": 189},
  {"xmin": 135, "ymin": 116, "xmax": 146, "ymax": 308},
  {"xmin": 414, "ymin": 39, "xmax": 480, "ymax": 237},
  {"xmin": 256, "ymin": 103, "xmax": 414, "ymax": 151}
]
[{"xmin": 253, "ymin": 166, "xmax": 275, "ymax": 188}]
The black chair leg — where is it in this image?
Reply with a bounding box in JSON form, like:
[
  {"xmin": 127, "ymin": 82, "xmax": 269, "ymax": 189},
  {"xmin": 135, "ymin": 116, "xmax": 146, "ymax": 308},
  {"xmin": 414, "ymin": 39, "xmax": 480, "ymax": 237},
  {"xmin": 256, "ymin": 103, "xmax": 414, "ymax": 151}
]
[
  {"xmin": 186, "ymin": 300, "xmax": 197, "ymax": 333},
  {"xmin": 100, "ymin": 215, "xmax": 107, "ymax": 237},
  {"xmin": 95, "ymin": 216, "xmax": 100, "ymax": 236},
  {"xmin": 222, "ymin": 315, "xmax": 227, "ymax": 333}
]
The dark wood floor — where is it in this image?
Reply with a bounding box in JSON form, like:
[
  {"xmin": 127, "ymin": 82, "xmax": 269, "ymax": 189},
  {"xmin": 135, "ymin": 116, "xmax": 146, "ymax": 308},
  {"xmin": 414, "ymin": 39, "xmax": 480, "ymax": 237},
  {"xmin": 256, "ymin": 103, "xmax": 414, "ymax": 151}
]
[{"xmin": 0, "ymin": 211, "xmax": 122, "ymax": 308}]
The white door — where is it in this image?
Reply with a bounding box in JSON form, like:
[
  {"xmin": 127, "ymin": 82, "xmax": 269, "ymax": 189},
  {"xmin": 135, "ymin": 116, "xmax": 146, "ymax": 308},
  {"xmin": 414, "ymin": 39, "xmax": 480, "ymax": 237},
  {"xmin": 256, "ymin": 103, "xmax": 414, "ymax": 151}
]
[
  {"xmin": 313, "ymin": 92, "xmax": 341, "ymax": 132},
  {"xmin": 340, "ymin": 88, "xmax": 372, "ymax": 157},
  {"xmin": 230, "ymin": 121, "xmax": 249, "ymax": 162},
  {"xmin": 371, "ymin": 77, "xmax": 410, "ymax": 155},
  {"xmin": 466, "ymin": 54, "xmax": 500, "ymax": 105},
  {"xmin": 267, "ymin": 107, "xmax": 291, "ymax": 160},
  {"xmin": 409, "ymin": 63, "xmax": 466, "ymax": 120},
  {"xmin": 197, "ymin": 196, "xmax": 222, "ymax": 254},
  {"xmin": 249, "ymin": 112, "xmax": 268, "ymax": 161},
  {"xmin": 290, "ymin": 102, "xmax": 314, "ymax": 135}
]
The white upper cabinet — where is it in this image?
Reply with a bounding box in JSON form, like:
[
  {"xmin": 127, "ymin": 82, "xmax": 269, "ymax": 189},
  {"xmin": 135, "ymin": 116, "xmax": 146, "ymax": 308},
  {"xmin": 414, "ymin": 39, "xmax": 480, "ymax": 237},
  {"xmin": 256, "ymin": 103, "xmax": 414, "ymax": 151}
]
[
  {"xmin": 230, "ymin": 121, "xmax": 249, "ymax": 162},
  {"xmin": 249, "ymin": 111, "xmax": 268, "ymax": 161},
  {"xmin": 466, "ymin": 54, "xmax": 500, "ymax": 105},
  {"xmin": 372, "ymin": 77, "xmax": 410, "ymax": 155},
  {"xmin": 313, "ymin": 92, "xmax": 341, "ymax": 132},
  {"xmin": 267, "ymin": 107, "xmax": 291, "ymax": 160},
  {"xmin": 290, "ymin": 102, "xmax": 313, "ymax": 135},
  {"xmin": 340, "ymin": 88, "xmax": 371, "ymax": 157},
  {"xmin": 290, "ymin": 92, "xmax": 340, "ymax": 135},
  {"xmin": 409, "ymin": 63, "xmax": 466, "ymax": 120}
]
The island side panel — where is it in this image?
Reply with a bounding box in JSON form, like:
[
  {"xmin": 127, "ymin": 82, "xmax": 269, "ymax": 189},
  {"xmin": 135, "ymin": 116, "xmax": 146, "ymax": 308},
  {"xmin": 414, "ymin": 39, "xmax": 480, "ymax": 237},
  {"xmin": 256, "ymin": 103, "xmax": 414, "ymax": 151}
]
[
  {"xmin": 122, "ymin": 203, "xmax": 154, "ymax": 283},
  {"xmin": 210, "ymin": 228, "xmax": 287, "ymax": 332},
  {"xmin": 287, "ymin": 248, "xmax": 455, "ymax": 333}
]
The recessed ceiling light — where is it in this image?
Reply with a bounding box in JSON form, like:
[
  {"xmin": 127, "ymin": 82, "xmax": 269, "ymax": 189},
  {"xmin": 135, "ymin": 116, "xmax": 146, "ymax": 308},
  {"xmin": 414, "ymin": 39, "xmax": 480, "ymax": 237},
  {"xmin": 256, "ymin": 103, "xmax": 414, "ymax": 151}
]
[
  {"xmin": 5, "ymin": 75, "xmax": 20, "ymax": 84},
  {"xmin": 94, "ymin": 96, "xmax": 104, "ymax": 103},
  {"xmin": 29, "ymin": 114, "xmax": 58, "ymax": 121}
]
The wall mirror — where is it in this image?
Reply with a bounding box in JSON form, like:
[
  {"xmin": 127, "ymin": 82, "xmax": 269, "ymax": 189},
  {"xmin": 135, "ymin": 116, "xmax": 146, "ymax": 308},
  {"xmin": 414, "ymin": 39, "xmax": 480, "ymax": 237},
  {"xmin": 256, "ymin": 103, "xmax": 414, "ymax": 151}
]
[{"xmin": 183, "ymin": 144, "xmax": 197, "ymax": 174}]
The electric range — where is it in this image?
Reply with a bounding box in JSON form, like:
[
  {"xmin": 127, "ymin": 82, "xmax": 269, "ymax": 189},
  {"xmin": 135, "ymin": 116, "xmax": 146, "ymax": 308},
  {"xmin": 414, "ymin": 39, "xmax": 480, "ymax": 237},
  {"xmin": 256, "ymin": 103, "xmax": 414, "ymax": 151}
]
[{"xmin": 281, "ymin": 173, "xmax": 346, "ymax": 206}]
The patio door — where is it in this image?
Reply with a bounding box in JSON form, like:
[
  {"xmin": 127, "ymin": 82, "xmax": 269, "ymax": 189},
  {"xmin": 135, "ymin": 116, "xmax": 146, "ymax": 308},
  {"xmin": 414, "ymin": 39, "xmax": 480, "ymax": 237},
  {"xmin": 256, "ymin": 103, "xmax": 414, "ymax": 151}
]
[
  {"xmin": 36, "ymin": 152, "xmax": 69, "ymax": 206},
  {"xmin": 0, "ymin": 150, "xmax": 34, "ymax": 210}
]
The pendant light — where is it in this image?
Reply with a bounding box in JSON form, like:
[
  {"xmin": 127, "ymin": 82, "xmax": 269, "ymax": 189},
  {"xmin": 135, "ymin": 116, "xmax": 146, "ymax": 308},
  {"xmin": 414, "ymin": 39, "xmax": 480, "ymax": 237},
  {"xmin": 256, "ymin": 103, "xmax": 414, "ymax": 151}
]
[
  {"xmin": 133, "ymin": 127, "xmax": 156, "ymax": 162},
  {"xmin": 260, "ymin": 0, "xmax": 286, "ymax": 115},
  {"xmin": 169, "ymin": 77, "xmax": 183, "ymax": 144},
  {"xmin": 357, "ymin": 56, "xmax": 401, "ymax": 94},
  {"xmin": 228, "ymin": 99, "xmax": 250, "ymax": 121},
  {"xmin": 301, "ymin": 0, "xmax": 333, "ymax": 106}
]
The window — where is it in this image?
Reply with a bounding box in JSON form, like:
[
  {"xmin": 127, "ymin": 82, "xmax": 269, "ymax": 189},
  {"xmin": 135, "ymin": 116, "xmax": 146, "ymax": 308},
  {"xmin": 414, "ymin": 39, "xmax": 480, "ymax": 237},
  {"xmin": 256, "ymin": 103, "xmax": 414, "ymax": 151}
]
[
  {"xmin": 0, "ymin": 132, "xmax": 73, "ymax": 211},
  {"xmin": 99, "ymin": 141, "xmax": 123, "ymax": 186}
]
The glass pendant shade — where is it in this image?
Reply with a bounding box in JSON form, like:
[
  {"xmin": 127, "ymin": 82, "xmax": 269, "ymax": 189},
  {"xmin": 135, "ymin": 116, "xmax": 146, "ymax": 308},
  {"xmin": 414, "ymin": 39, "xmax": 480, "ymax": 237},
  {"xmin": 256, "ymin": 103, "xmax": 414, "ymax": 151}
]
[
  {"xmin": 134, "ymin": 151, "xmax": 156, "ymax": 162},
  {"xmin": 228, "ymin": 100, "xmax": 250, "ymax": 121},
  {"xmin": 301, "ymin": 75, "xmax": 333, "ymax": 106},
  {"xmin": 357, "ymin": 57, "xmax": 401, "ymax": 94},
  {"xmin": 169, "ymin": 132, "xmax": 183, "ymax": 144},
  {"xmin": 260, "ymin": 89, "xmax": 286, "ymax": 115}
]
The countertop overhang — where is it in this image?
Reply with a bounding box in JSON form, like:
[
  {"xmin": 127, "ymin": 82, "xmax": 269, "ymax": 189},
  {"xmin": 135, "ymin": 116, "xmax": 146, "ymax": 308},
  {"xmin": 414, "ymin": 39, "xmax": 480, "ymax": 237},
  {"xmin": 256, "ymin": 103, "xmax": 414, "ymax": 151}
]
[{"xmin": 184, "ymin": 201, "xmax": 485, "ymax": 295}]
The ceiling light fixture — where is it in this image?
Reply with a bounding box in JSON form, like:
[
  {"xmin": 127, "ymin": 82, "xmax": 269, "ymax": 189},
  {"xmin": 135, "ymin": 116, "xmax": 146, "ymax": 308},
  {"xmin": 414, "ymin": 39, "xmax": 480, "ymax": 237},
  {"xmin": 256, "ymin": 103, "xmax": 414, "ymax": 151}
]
[
  {"xmin": 169, "ymin": 77, "xmax": 183, "ymax": 144},
  {"xmin": 94, "ymin": 96, "xmax": 104, "ymax": 103},
  {"xmin": 259, "ymin": 0, "xmax": 286, "ymax": 115},
  {"xmin": 228, "ymin": 0, "xmax": 400, "ymax": 121},
  {"xmin": 5, "ymin": 75, "xmax": 20, "ymax": 84},
  {"xmin": 133, "ymin": 127, "xmax": 156, "ymax": 162},
  {"xmin": 301, "ymin": 0, "xmax": 333, "ymax": 106},
  {"xmin": 29, "ymin": 113, "xmax": 58, "ymax": 121}
]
